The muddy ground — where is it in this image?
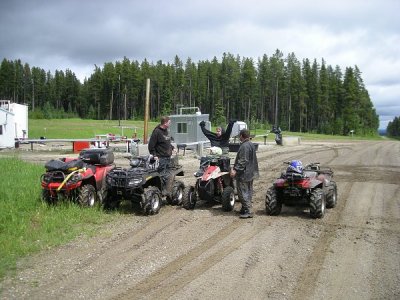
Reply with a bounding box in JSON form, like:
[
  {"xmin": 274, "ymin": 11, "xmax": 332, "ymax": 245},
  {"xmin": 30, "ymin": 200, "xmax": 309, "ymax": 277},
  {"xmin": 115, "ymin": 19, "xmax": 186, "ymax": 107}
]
[{"xmin": 1, "ymin": 139, "xmax": 399, "ymax": 300}]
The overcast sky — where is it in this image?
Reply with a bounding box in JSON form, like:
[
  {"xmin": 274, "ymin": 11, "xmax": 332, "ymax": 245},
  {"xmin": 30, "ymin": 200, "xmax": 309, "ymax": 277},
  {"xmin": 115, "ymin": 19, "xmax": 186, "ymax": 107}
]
[{"xmin": 1, "ymin": 0, "xmax": 399, "ymax": 129}]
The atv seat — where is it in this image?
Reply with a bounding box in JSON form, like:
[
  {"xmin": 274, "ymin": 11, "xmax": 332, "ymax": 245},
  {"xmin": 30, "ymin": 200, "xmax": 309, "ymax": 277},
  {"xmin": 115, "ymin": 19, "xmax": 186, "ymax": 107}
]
[
  {"xmin": 284, "ymin": 171, "xmax": 304, "ymax": 180},
  {"xmin": 303, "ymin": 171, "xmax": 318, "ymax": 178},
  {"xmin": 198, "ymin": 155, "xmax": 231, "ymax": 172},
  {"xmin": 45, "ymin": 158, "xmax": 84, "ymax": 172},
  {"xmin": 130, "ymin": 155, "xmax": 159, "ymax": 170}
]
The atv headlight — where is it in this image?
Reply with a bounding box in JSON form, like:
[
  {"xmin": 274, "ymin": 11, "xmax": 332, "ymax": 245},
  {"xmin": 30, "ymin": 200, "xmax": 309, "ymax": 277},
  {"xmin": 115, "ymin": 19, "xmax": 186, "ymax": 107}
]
[
  {"xmin": 128, "ymin": 177, "xmax": 142, "ymax": 186},
  {"xmin": 69, "ymin": 173, "xmax": 82, "ymax": 184},
  {"xmin": 42, "ymin": 174, "xmax": 52, "ymax": 183},
  {"xmin": 106, "ymin": 175, "xmax": 113, "ymax": 185}
]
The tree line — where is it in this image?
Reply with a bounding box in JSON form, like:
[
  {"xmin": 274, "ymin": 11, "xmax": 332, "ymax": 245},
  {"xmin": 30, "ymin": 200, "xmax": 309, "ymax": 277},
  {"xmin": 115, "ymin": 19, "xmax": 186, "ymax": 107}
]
[
  {"xmin": 387, "ymin": 116, "xmax": 400, "ymax": 138},
  {"xmin": 0, "ymin": 50, "xmax": 379, "ymax": 135}
]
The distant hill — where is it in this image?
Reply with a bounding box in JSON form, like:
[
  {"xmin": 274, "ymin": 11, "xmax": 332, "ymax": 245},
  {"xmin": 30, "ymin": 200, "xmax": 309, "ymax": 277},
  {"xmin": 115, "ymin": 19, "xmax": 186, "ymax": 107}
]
[{"xmin": 378, "ymin": 129, "xmax": 387, "ymax": 136}]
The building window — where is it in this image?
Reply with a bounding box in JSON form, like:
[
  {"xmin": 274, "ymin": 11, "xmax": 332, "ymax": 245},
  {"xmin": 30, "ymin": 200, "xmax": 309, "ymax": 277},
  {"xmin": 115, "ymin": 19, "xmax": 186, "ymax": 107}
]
[
  {"xmin": 0, "ymin": 125, "xmax": 2, "ymax": 135},
  {"xmin": 177, "ymin": 123, "xmax": 187, "ymax": 133}
]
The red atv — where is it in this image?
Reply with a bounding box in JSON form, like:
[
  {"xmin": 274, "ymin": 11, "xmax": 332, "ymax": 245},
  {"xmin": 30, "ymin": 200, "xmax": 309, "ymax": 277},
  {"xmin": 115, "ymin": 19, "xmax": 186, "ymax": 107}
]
[
  {"xmin": 40, "ymin": 148, "xmax": 115, "ymax": 207},
  {"xmin": 265, "ymin": 160, "xmax": 337, "ymax": 218},
  {"xmin": 183, "ymin": 154, "xmax": 236, "ymax": 211}
]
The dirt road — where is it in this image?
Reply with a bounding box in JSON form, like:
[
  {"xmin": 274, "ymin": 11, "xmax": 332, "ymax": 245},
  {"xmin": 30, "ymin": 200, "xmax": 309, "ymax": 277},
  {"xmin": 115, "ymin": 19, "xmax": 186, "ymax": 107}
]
[{"xmin": 1, "ymin": 140, "xmax": 399, "ymax": 299}]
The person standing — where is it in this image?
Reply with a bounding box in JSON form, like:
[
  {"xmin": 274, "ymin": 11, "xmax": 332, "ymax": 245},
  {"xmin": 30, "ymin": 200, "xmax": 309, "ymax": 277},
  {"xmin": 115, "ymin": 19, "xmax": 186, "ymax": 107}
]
[
  {"xmin": 148, "ymin": 116, "xmax": 174, "ymax": 196},
  {"xmin": 230, "ymin": 129, "xmax": 259, "ymax": 218},
  {"xmin": 199, "ymin": 120, "xmax": 235, "ymax": 154}
]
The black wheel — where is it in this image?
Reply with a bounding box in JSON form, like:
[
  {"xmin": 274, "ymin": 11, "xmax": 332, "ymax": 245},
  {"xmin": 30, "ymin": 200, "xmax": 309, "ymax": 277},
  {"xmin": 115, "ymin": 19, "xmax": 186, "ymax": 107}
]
[
  {"xmin": 221, "ymin": 186, "xmax": 235, "ymax": 211},
  {"xmin": 168, "ymin": 181, "xmax": 185, "ymax": 206},
  {"xmin": 78, "ymin": 184, "xmax": 97, "ymax": 207},
  {"xmin": 42, "ymin": 189, "xmax": 56, "ymax": 205},
  {"xmin": 182, "ymin": 186, "xmax": 197, "ymax": 210},
  {"xmin": 326, "ymin": 181, "xmax": 337, "ymax": 208},
  {"xmin": 97, "ymin": 185, "xmax": 108, "ymax": 204},
  {"xmin": 142, "ymin": 186, "xmax": 162, "ymax": 215},
  {"xmin": 309, "ymin": 188, "xmax": 325, "ymax": 218},
  {"xmin": 103, "ymin": 193, "xmax": 120, "ymax": 210},
  {"xmin": 265, "ymin": 187, "xmax": 282, "ymax": 215}
]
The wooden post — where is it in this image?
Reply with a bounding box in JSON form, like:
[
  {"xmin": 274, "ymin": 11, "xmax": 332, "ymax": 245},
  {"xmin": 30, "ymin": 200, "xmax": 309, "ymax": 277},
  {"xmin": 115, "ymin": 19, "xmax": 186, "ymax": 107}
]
[{"xmin": 143, "ymin": 78, "xmax": 150, "ymax": 144}]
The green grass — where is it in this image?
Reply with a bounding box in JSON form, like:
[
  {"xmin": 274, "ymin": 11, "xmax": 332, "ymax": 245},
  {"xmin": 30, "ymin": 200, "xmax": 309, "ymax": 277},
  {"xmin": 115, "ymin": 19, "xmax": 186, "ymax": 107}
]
[
  {"xmin": 0, "ymin": 157, "xmax": 118, "ymax": 280},
  {"xmin": 28, "ymin": 118, "xmax": 158, "ymax": 139},
  {"xmin": 28, "ymin": 118, "xmax": 384, "ymax": 141}
]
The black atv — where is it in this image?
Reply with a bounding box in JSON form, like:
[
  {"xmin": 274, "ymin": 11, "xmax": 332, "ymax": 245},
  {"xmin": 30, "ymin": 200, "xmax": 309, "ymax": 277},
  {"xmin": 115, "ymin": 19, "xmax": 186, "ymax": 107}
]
[{"xmin": 104, "ymin": 155, "xmax": 185, "ymax": 215}]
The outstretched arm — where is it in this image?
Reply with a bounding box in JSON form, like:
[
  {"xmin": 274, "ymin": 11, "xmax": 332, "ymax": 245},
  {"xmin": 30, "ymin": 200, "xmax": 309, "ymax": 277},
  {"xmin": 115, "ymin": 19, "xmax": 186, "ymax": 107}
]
[
  {"xmin": 200, "ymin": 121, "xmax": 217, "ymax": 139},
  {"xmin": 221, "ymin": 120, "xmax": 235, "ymax": 141}
]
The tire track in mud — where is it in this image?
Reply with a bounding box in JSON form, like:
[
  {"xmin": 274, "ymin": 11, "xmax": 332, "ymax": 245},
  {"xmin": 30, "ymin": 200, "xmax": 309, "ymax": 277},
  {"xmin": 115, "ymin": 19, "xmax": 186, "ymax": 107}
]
[
  {"xmin": 115, "ymin": 219, "xmax": 268, "ymax": 300},
  {"xmin": 291, "ymin": 181, "xmax": 354, "ymax": 300},
  {"xmin": 25, "ymin": 208, "xmax": 182, "ymax": 298}
]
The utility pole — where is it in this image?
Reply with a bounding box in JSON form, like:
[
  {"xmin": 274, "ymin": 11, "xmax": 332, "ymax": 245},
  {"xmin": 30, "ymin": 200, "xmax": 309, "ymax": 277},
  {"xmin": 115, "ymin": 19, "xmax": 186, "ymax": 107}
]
[
  {"xmin": 118, "ymin": 74, "xmax": 121, "ymax": 126},
  {"xmin": 275, "ymin": 78, "xmax": 279, "ymax": 127},
  {"xmin": 144, "ymin": 78, "xmax": 150, "ymax": 144}
]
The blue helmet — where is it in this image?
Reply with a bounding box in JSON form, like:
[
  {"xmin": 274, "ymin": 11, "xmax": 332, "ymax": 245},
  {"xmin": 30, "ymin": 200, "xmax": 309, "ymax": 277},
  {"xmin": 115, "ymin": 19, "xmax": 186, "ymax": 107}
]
[{"xmin": 287, "ymin": 160, "xmax": 303, "ymax": 173}]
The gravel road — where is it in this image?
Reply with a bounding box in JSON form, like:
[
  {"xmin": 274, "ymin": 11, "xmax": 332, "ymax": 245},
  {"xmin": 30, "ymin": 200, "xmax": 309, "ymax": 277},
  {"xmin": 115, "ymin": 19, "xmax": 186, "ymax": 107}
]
[{"xmin": 1, "ymin": 139, "xmax": 399, "ymax": 300}]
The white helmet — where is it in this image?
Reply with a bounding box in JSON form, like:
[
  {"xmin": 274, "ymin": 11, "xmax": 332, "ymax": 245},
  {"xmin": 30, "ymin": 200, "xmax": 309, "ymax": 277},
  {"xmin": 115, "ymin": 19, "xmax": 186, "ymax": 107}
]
[{"xmin": 209, "ymin": 146, "xmax": 222, "ymax": 155}]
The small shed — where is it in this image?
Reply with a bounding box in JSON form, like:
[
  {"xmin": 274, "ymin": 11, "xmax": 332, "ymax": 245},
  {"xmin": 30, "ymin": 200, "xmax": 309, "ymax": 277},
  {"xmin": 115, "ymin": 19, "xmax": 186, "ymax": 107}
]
[
  {"xmin": 0, "ymin": 100, "xmax": 29, "ymax": 148},
  {"xmin": 169, "ymin": 107, "xmax": 210, "ymax": 144}
]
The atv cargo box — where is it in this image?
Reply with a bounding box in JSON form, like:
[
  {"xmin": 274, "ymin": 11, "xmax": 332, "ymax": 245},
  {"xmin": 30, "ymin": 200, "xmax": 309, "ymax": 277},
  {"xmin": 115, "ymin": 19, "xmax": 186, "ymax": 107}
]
[{"xmin": 79, "ymin": 148, "xmax": 114, "ymax": 165}]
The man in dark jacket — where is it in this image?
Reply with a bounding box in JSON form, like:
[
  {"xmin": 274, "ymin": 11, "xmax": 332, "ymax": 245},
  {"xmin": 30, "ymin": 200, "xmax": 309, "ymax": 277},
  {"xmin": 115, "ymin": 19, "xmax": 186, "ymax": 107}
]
[
  {"xmin": 148, "ymin": 116, "xmax": 174, "ymax": 196},
  {"xmin": 199, "ymin": 120, "xmax": 235, "ymax": 154},
  {"xmin": 230, "ymin": 129, "xmax": 259, "ymax": 218}
]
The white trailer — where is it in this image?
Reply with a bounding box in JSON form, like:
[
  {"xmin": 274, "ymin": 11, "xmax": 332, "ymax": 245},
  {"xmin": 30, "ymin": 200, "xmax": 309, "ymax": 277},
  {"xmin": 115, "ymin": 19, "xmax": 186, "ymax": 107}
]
[{"xmin": 0, "ymin": 100, "xmax": 29, "ymax": 148}]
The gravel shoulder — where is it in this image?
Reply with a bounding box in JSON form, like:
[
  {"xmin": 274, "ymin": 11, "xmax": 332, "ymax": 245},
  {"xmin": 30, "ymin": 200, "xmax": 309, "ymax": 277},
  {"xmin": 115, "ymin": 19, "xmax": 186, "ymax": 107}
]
[{"xmin": 1, "ymin": 139, "xmax": 399, "ymax": 299}]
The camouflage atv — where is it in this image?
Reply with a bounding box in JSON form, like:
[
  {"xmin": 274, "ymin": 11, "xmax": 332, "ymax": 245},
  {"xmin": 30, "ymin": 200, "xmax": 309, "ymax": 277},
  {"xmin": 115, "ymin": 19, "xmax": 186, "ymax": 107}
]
[{"xmin": 105, "ymin": 155, "xmax": 185, "ymax": 215}]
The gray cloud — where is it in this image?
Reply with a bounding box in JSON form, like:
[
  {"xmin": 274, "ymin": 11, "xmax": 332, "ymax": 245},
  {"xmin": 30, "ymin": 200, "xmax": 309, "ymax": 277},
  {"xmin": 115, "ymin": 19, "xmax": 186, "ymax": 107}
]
[{"xmin": 1, "ymin": 0, "xmax": 399, "ymax": 129}]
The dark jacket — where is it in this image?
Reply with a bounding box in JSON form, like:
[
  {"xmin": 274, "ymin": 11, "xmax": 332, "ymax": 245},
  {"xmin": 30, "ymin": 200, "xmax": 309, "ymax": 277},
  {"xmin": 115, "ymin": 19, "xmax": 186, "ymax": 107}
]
[
  {"xmin": 148, "ymin": 125, "xmax": 173, "ymax": 157},
  {"xmin": 200, "ymin": 120, "xmax": 234, "ymax": 148},
  {"xmin": 233, "ymin": 139, "xmax": 259, "ymax": 182}
]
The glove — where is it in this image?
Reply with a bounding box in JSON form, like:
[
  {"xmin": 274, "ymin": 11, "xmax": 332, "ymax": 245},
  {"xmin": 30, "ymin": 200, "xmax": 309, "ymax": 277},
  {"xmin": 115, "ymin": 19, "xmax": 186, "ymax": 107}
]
[{"xmin": 199, "ymin": 120, "xmax": 206, "ymax": 127}]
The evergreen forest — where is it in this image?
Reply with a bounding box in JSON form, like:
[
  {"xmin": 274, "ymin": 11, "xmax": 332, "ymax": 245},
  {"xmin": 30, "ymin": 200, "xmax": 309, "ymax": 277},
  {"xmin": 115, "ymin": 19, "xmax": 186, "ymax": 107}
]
[
  {"xmin": 0, "ymin": 50, "xmax": 380, "ymax": 135},
  {"xmin": 387, "ymin": 116, "xmax": 400, "ymax": 138}
]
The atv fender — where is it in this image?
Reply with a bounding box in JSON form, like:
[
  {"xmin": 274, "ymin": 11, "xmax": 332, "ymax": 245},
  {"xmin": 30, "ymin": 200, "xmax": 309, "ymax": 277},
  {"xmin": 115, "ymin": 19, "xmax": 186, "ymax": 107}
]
[
  {"xmin": 143, "ymin": 175, "xmax": 163, "ymax": 191},
  {"xmin": 309, "ymin": 178, "xmax": 324, "ymax": 189}
]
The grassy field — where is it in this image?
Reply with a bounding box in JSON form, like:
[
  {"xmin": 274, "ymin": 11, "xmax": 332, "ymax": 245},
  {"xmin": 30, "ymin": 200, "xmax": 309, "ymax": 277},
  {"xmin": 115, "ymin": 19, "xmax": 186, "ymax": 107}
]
[
  {"xmin": 0, "ymin": 157, "xmax": 118, "ymax": 280},
  {"xmin": 28, "ymin": 119, "xmax": 158, "ymax": 139},
  {"xmin": 28, "ymin": 118, "xmax": 383, "ymax": 141}
]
